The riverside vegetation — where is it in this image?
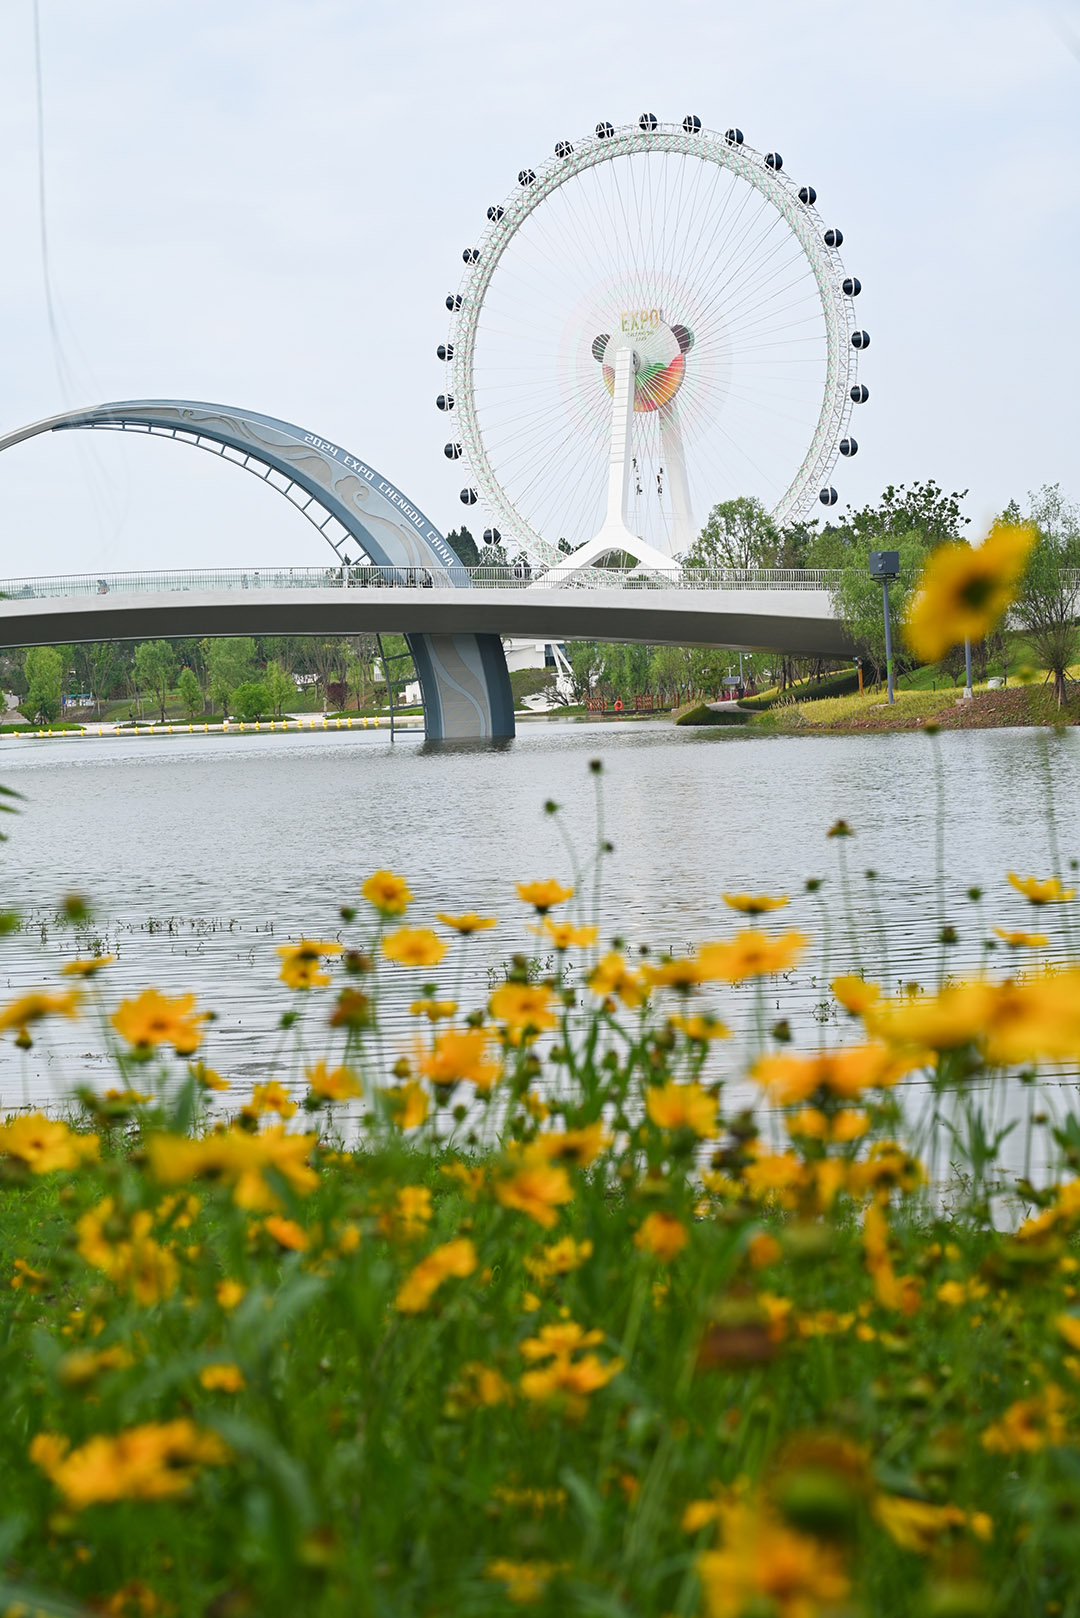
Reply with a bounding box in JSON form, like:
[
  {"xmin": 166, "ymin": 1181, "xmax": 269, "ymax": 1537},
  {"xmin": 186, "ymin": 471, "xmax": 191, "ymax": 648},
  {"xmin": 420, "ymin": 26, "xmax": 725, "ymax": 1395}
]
[{"xmin": 1, "ymin": 522, "xmax": 1080, "ymax": 1616}]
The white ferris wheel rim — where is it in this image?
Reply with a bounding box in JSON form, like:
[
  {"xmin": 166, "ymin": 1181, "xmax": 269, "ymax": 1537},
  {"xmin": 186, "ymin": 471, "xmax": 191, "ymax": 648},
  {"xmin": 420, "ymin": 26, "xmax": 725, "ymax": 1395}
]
[{"xmin": 444, "ymin": 120, "xmax": 862, "ymax": 564}]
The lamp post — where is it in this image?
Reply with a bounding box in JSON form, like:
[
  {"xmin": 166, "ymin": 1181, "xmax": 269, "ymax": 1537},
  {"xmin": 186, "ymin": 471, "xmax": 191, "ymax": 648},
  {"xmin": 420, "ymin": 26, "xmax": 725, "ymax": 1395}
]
[
  {"xmin": 964, "ymin": 637, "xmax": 973, "ymax": 699},
  {"xmin": 869, "ymin": 551, "xmax": 900, "ymax": 705}
]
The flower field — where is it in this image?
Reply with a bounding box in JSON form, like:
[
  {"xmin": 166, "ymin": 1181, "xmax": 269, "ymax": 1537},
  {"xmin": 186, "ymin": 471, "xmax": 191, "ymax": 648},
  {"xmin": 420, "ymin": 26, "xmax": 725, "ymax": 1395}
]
[{"xmin": 0, "ymin": 807, "xmax": 1079, "ymax": 1618}]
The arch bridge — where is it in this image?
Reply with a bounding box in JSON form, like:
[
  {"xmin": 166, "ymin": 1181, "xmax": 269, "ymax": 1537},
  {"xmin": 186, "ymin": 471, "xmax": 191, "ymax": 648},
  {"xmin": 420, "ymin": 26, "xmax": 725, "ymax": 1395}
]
[{"xmin": 0, "ymin": 402, "xmax": 853, "ymax": 738}]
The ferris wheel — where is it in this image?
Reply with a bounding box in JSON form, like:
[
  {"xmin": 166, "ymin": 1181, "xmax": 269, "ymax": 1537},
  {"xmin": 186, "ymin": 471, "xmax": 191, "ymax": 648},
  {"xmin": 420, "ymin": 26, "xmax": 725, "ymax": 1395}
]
[{"xmin": 436, "ymin": 115, "xmax": 869, "ymax": 571}]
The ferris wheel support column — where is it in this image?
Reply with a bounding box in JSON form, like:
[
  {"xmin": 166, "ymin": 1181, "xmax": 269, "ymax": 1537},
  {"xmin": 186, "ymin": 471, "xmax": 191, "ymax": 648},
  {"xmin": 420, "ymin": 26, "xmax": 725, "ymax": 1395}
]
[{"xmin": 658, "ymin": 400, "xmax": 695, "ymax": 559}]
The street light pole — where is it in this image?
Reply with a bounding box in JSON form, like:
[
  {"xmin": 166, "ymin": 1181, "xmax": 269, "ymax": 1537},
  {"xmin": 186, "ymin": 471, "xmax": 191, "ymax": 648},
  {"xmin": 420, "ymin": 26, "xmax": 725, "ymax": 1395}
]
[
  {"xmin": 963, "ymin": 637, "xmax": 973, "ymax": 699},
  {"xmin": 869, "ymin": 551, "xmax": 900, "ymax": 706}
]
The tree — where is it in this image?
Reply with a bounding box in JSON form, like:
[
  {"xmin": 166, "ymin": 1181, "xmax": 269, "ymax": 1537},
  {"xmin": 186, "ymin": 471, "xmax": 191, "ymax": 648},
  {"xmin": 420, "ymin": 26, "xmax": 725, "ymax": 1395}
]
[
  {"xmin": 206, "ymin": 638, "xmax": 255, "ymax": 720},
  {"xmin": 263, "ymin": 661, "xmax": 297, "ymax": 717},
  {"xmin": 685, "ymin": 496, "xmax": 780, "ymax": 571},
  {"xmin": 1014, "ymin": 485, "xmax": 1080, "ymax": 707},
  {"xmin": 24, "ymin": 646, "xmax": 62, "ymax": 723},
  {"xmin": 233, "ymin": 680, "xmax": 270, "ymax": 720},
  {"xmin": 445, "ymin": 526, "xmax": 480, "ymax": 567},
  {"xmin": 75, "ymin": 642, "xmax": 122, "ymax": 717},
  {"xmin": 134, "ymin": 640, "xmax": 178, "ymax": 723},
  {"xmin": 564, "ymin": 642, "xmax": 600, "ymax": 704},
  {"xmin": 177, "ymin": 666, "xmax": 204, "ymax": 720},
  {"xmin": 477, "ymin": 541, "xmax": 509, "ymax": 569},
  {"xmin": 832, "ymin": 529, "xmax": 932, "ymax": 684}
]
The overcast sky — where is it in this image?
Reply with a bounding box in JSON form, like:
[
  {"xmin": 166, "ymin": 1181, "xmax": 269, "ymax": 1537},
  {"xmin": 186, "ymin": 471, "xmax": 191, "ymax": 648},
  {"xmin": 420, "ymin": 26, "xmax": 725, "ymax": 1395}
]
[{"xmin": 0, "ymin": 0, "xmax": 1077, "ymax": 575}]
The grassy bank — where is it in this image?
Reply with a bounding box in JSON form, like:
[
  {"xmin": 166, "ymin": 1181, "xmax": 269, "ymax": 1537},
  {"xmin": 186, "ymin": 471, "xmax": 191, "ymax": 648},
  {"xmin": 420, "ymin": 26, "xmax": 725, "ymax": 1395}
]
[{"xmin": 752, "ymin": 684, "xmax": 1080, "ymax": 734}]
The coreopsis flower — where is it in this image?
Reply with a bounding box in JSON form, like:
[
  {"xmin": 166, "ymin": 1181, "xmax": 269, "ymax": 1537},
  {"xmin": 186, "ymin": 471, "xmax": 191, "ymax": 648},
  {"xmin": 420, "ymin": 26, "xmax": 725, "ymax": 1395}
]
[
  {"xmin": 696, "ymin": 1498, "xmax": 850, "ymax": 1618},
  {"xmin": 451, "ymin": 1362, "xmax": 514, "ymax": 1408},
  {"xmin": 634, "ymin": 1211, "xmax": 688, "ymax": 1261},
  {"xmin": 146, "ymin": 1126, "xmax": 319, "ymax": 1211},
  {"xmin": 515, "ymin": 879, "xmax": 574, "ymax": 914},
  {"xmin": 276, "ymin": 939, "xmax": 343, "ymax": 990},
  {"xmin": 440, "ymin": 1160, "xmax": 486, "ymax": 1200},
  {"xmin": 190, "ymin": 1062, "xmax": 230, "ymax": 1091},
  {"xmin": 30, "ymin": 1419, "xmax": 229, "ymax": 1510},
  {"xmin": 11, "ymin": 1258, "xmax": 48, "ymax": 1293},
  {"xmin": 695, "ymin": 929, "xmax": 809, "ymax": 984},
  {"xmin": 418, "ymin": 1028, "xmax": 501, "ymax": 1092},
  {"xmin": 379, "ymin": 1185, "xmax": 432, "ymax": 1241},
  {"xmin": 863, "ymin": 1199, "xmax": 921, "ymax": 1315},
  {"xmin": 361, "ymin": 869, "xmax": 413, "ymax": 917},
  {"xmin": 1056, "ymin": 1315, "xmax": 1080, "ymax": 1352},
  {"xmin": 485, "ymin": 1560, "xmax": 563, "ymax": 1605},
  {"xmin": 0, "ymin": 989, "xmax": 81, "ymax": 1039},
  {"xmin": 529, "ymin": 1123, "xmax": 611, "ymax": 1166},
  {"xmin": 199, "ymin": 1363, "xmax": 245, "ymax": 1393},
  {"xmin": 111, "ymin": 989, "xmax": 208, "ymax": 1054},
  {"xmin": 215, "ymin": 1278, "xmax": 245, "ymax": 1311},
  {"xmin": 847, "ymin": 1142, "xmax": 923, "ymax": 1198},
  {"xmin": 669, "ymin": 1013, "xmax": 730, "ymax": 1042},
  {"xmin": 248, "ymin": 1080, "xmax": 297, "ymax": 1119},
  {"xmin": 874, "ymin": 1494, "xmax": 992, "ymax": 1554},
  {"xmin": 495, "ymin": 1160, "xmax": 574, "ymax": 1228},
  {"xmin": 993, "ymin": 927, "xmax": 1049, "ymax": 948},
  {"xmin": 57, "ymin": 1346, "xmax": 134, "ymax": 1388},
  {"xmin": 394, "ymin": 1236, "xmax": 477, "ymax": 1313},
  {"xmin": 587, "ymin": 952, "xmax": 649, "ymax": 1008},
  {"xmin": 435, "ymin": 911, "xmax": 497, "ymax": 934},
  {"xmin": 305, "ymin": 1060, "xmax": 362, "ymax": 1103},
  {"xmin": 642, "ymin": 955, "xmax": 701, "ymax": 991},
  {"xmin": 262, "ymin": 1215, "xmax": 309, "ymax": 1251},
  {"xmin": 381, "ymin": 927, "xmax": 448, "ymax": 968},
  {"xmin": 530, "ymin": 918, "xmax": 598, "ymax": 950},
  {"xmin": 61, "ymin": 954, "xmax": 114, "ymax": 977},
  {"xmin": 1007, "ymin": 872, "xmax": 1076, "ymax": 906},
  {"xmin": 0, "ymin": 1114, "xmax": 99, "ymax": 1174},
  {"xmin": 832, "ymin": 974, "xmax": 882, "ymax": 1014},
  {"xmin": 903, "ymin": 519, "xmax": 1037, "ymax": 663},
  {"xmin": 409, "ymin": 997, "xmax": 458, "ymax": 1022},
  {"xmin": 645, "ymin": 1080, "xmax": 718, "ymax": 1138},
  {"xmin": 787, "ymin": 1106, "xmax": 870, "ymax": 1143},
  {"xmin": 329, "ymin": 987, "xmax": 373, "ymax": 1030},
  {"xmin": 740, "ymin": 1149, "xmax": 808, "ymax": 1208},
  {"xmin": 722, "ymin": 892, "xmax": 789, "ymax": 916},
  {"xmin": 75, "ymin": 1198, "xmax": 179, "ymax": 1306},
  {"xmin": 747, "ymin": 1233, "xmax": 783, "ymax": 1270},
  {"xmin": 488, "ymin": 982, "xmax": 558, "ymax": 1041},
  {"xmin": 869, "ymin": 972, "xmax": 1080, "ymax": 1066},
  {"xmin": 981, "ymin": 1384, "xmax": 1068, "ymax": 1453},
  {"xmin": 385, "ymin": 1081, "xmax": 429, "ymax": 1131},
  {"xmin": 517, "ymin": 1321, "xmax": 623, "ymax": 1416},
  {"xmin": 752, "ymin": 1044, "xmax": 921, "ymax": 1105},
  {"xmin": 524, "ymin": 1236, "xmax": 594, "ymax": 1283}
]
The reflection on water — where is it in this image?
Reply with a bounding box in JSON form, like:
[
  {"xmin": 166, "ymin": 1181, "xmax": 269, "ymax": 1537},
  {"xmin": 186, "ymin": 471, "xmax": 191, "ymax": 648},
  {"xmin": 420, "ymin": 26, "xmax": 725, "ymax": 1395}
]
[{"xmin": 0, "ymin": 721, "xmax": 1077, "ymax": 1129}]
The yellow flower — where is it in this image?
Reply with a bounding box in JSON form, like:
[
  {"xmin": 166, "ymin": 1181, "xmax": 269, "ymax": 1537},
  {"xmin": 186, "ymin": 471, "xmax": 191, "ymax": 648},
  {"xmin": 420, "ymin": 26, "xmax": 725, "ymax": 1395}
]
[
  {"xmin": 1057, "ymin": 1315, "xmax": 1080, "ymax": 1352},
  {"xmin": 982, "ymin": 1384, "xmax": 1068, "ymax": 1453},
  {"xmin": 11, "ymin": 1258, "xmax": 48, "ymax": 1293},
  {"xmin": 515, "ymin": 879, "xmax": 573, "ymax": 913},
  {"xmin": 276, "ymin": 939, "xmax": 343, "ymax": 989},
  {"xmin": 394, "ymin": 1236, "xmax": 477, "ymax": 1313},
  {"xmin": 436, "ymin": 910, "xmax": 496, "ymax": 934},
  {"xmin": 75, "ymin": 1198, "xmax": 179, "ymax": 1306},
  {"xmin": 669, "ymin": 1013, "xmax": 730, "ymax": 1042},
  {"xmin": 485, "ymin": 1559, "xmax": 563, "ymax": 1605},
  {"xmin": 385, "ymin": 1081, "xmax": 429, "ymax": 1131},
  {"xmin": 0, "ymin": 1114, "xmax": 99, "ymax": 1174},
  {"xmin": 262, "ymin": 1215, "xmax": 309, "ymax": 1251},
  {"xmin": 903, "ymin": 519, "xmax": 1037, "ymax": 662},
  {"xmin": 832, "ymin": 974, "xmax": 882, "ymax": 1014},
  {"xmin": 587, "ymin": 952, "xmax": 649, "ymax": 1008},
  {"xmin": 722, "ymin": 892, "xmax": 789, "ymax": 915},
  {"xmin": 530, "ymin": 918, "xmax": 598, "ymax": 950},
  {"xmin": 453, "ymin": 1362, "xmax": 514, "ymax": 1408},
  {"xmin": 524, "ymin": 1236, "xmax": 594, "ymax": 1282},
  {"xmin": 409, "ymin": 997, "xmax": 458, "ymax": 1021},
  {"xmin": 61, "ymin": 954, "xmax": 114, "ymax": 977},
  {"xmin": 30, "ymin": 1419, "xmax": 229, "ymax": 1510},
  {"xmin": 146, "ymin": 1126, "xmax": 319, "ymax": 1211},
  {"xmin": 529, "ymin": 1123, "xmax": 611, "ymax": 1166},
  {"xmin": 695, "ymin": 929, "xmax": 808, "ymax": 984},
  {"xmin": 361, "ymin": 869, "xmax": 413, "ymax": 916},
  {"xmin": 418, "ymin": 1028, "xmax": 501, "ymax": 1092},
  {"xmin": 199, "ymin": 1363, "xmax": 245, "ymax": 1393},
  {"xmin": 752, "ymin": 1044, "xmax": 919, "ymax": 1105},
  {"xmin": 874, "ymin": 1494, "xmax": 992, "ymax": 1553},
  {"xmin": 645, "ymin": 1080, "xmax": 718, "ymax": 1138},
  {"xmin": 489, "ymin": 982, "xmax": 558, "ymax": 1040},
  {"xmin": 517, "ymin": 1322, "xmax": 623, "ymax": 1417},
  {"xmin": 379, "ymin": 1185, "xmax": 432, "ymax": 1240},
  {"xmin": 696, "ymin": 1498, "xmax": 850, "ymax": 1618},
  {"xmin": 248, "ymin": 1080, "xmax": 297, "ymax": 1119},
  {"xmin": 634, "ymin": 1211, "xmax": 688, "ymax": 1261},
  {"xmin": 381, "ymin": 927, "xmax": 448, "ymax": 968},
  {"xmin": 495, "ymin": 1162, "xmax": 574, "ymax": 1228},
  {"xmin": 0, "ymin": 989, "xmax": 81, "ymax": 1038},
  {"xmin": 215, "ymin": 1278, "xmax": 245, "ymax": 1311},
  {"xmin": 111, "ymin": 989, "xmax": 208, "ymax": 1054},
  {"xmin": 57, "ymin": 1346, "xmax": 134, "ymax": 1387},
  {"xmin": 305, "ymin": 1060, "xmax": 362, "ymax": 1102},
  {"xmin": 993, "ymin": 927, "xmax": 1049, "ymax": 948},
  {"xmin": 1007, "ymin": 872, "xmax": 1076, "ymax": 906},
  {"xmin": 786, "ymin": 1106, "xmax": 870, "ymax": 1143},
  {"xmin": 869, "ymin": 972, "xmax": 1080, "ymax": 1066},
  {"xmin": 747, "ymin": 1233, "xmax": 783, "ymax": 1270},
  {"xmin": 191, "ymin": 1062, "xmax": 230, "ymax": 1091}
]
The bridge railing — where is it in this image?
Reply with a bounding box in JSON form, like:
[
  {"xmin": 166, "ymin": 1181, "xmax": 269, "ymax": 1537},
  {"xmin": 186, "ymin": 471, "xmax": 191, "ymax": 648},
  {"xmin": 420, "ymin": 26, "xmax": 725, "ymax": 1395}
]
[{"xmin": 0, "ymin": 565, "xmax": 843, "ymax": 601}]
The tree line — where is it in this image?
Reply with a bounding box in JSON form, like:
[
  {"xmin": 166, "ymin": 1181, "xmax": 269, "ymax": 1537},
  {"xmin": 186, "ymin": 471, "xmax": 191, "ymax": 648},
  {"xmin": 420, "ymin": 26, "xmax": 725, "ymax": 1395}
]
[{"xmin": 9, "ymin": 633, "xmax": 415, "ymax": 726}]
